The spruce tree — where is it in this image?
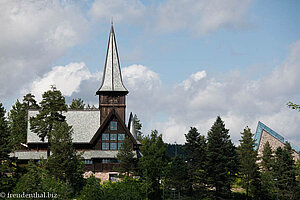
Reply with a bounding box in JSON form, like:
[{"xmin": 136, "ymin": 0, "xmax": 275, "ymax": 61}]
[
  {"xmin": 184, "ymin": 127, "xmax": 206, "ymax": 193},
  {"xmin": 69, "ymin": 98, "xmax": 85, "ymax": 109},
  {"xmin": 116, "ymin": 137, "xmax": 136, "ymax": 175},
  {"xmin": 0, "ymin": 103, "xmax": 14, "ymax": 192},
  {"xmin": 205, "ymin": 116, "xmax": 238, "ymax": 199},
  {"xmin": 138, "ymin": 130, "xmax": 169, "ymax": 200},
  {"xmin": 260, "ymin": 142, "xmax": 275, "ymax": 200},
  {"xmin": 133, "ymin": 114, "xmax": 143, "ymax": 141},
  {"xmin": 237, "ymin": 127, "xmax": 260, "ymax": 199},
  {"xmin": 30, "ymin": 86, "xmax": 68, "ymax": 157},
  {"xmin": 273, "ymin": 143, "xmax": 297, "ymax": 200},
  {"xmin": 45, "ymin": 121, "xmax": 84, "ymax": 194},
  {"xmin": 9, "ymin": 94, "xmax": 39, "ymax": 148}
]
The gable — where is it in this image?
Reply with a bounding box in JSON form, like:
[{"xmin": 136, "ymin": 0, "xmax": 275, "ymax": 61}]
[
  {"xmin": 91, "ymin": 109, "xmax": 138, "ymax": 148},
  {"xmin": 254, "ymin": 121, "xmax": 299, "ymax": 154}
]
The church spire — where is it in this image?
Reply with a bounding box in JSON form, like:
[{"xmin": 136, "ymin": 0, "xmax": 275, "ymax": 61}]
[{"xmin": 96, "ymin": 24, "xmax": 128, "ymax": 95}]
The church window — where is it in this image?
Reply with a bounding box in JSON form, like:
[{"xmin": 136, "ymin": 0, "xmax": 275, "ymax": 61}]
[
  {"xmin": 102, "ymin": 142, "xmax": 109, "ymax": 150},
  {"xmin": 110, "ymin": 121, "xmax": 117, "ymax": 130},
  {"xmin": 110, "ymin": 134, "xmax": 117, "ymax": 141},
  {"xmin": 118, "ymin": 133, "xmax": 125, "ymax": 141},
  {"xmin": 110, "ymin": 143, "xmax": 117, "ymax": 150},
  {"xmin": 118, "ymin": 143, "xmax": 123, "ymax": 150},
  {"xmin": 102, "ymin": 133, "xmax": 109, "ymax": 140}
]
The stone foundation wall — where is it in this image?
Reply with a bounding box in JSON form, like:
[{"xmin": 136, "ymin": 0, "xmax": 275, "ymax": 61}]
[{"xmin": 84, "ymin": 171, "xmax": 119, "ymax": 182}]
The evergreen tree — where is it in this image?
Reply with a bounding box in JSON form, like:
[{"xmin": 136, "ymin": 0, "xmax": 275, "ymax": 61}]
[
  {"xmin": 237, "ymin": 127, "xmax": 260, "ymax": 199},
  {"xmin": 273, "ymin": 143, "xmax": 297, "ymax": 200},
  {"xmin": 260, "ymin": 142, "xmax": 275, "ymax": 200},
  {"xmin": 184, "ymin": 127, "xmax": 206, "ymax": 193},
  {"xmin": 138, "ymin": 130, "xmax": 169, "ymax": 200},
  {"xmin": 8, "ymin": 94, "xmax": 39, "ymax": 148},
  {"xmin": 261, "ymin": 141, "xmax": 273, "ymax": 172},
  {"xmin": 116, "ymin": 137, "xmax": 136, "ymax": 175},
  {"xmin": 134, "ymin": 114, "xmax": 143, "ymax": 141},
  {"xmin": 79, "ymin": 175, "xmax": 102, "ymax": 200},
  {"xmin": 69, "ymin": 98, "xmax": 85, "ymax": 109},
  {"xmin": 165, "ymin": 156, "xmax": 189, "ymax": 199},
  {"xmin": 30, "ymin": 86, "xmax": 68, "ymax": 157},
  {"xmin": 0, "ymin": 103, "xmax": 15, "ymax": 192},
  {"xmin": 205, "ymin": 116, "xmax": 238, "ymax": 200},
  {"xmin": 45, "ymin": 121, "xmax": 84, "ymax": 194},
  {"xmin": 13, "ymin": 160, "xmax": 71, "ymax": 199}
]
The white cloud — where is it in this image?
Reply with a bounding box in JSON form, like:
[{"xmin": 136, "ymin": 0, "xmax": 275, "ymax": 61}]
[
  {"xmin": 155, "ymin": 0, "xmax": 252, "ymax": 34},
  {"xmin": 21, "ymin": 62, "xmax": 96, "ymax": 102},
  {"xmin": 0, "ymin": 0, "xmax": 88, "ymax": 99},
  {"xmin": 89, "ymin": 0, "xmax": 146, "ymax": 24}
]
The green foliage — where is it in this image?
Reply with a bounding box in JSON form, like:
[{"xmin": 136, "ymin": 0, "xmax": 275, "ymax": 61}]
[
  {"xmin": 273, "ymin": 143, "xmax": 298, "ymax": 200},
  {"xmin": 261, "ymin": 141, "xmax": 273, "ymax": 172},
  {"xmin": 69, "ymin": 98, "xmax": 85, "ymax": 109},
  {"xmin": 8, "ymin": 94, "xmax": 39, "ymax": 149},
  {"xmin": 287, "ymin": 101, "xmax": 300, "ymax": 112},
  {"xmin": 237, "ymin": 127, "xmax": 261, "ymax": 199},
  {"xmin": 134, "ymin": 114, "xmax": 143, "ymax": 141},
  {"xmin": 13, "ymin": 160, "xmax": 71, "ymax": 200},
  {"xmin": 165, "ymin": 156, "xmax": 189, "ymax": 198},
  {"xmin": 205, "ymin": 116, "xmax": 238, "ymax": 199},
  {"xmin": 45, "ymin": 121, "xmax": 84, "ymax": 194},
  {"xmin": 30, "ymin": 86, "xmax": 68, "ymax": 143},
  {"xmin": 102, "ymin": 176, "xmax": 145, "ymax": 200},
  {"xmin": 139, "ymin": 130, "xmax": 169, "ymax": 200},
  {"xmin": 0, "ymin": 102, "xmax": 16, "ymax": 192},
  {"xmin": 116, "ymin": 137, "xmax": 137, "ymax": 175},
  {"xmin": 184, "ymin": 127, "xmax": 206, "ymax": 192},
  {"xmin": 79, "ymin": 175, "xmax": 103, "ymax": 200}
]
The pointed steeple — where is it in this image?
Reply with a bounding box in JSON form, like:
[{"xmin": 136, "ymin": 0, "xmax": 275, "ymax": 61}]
[{"xmin": 96, "ymin": 24, "xmax": 128, "ymax": 94}]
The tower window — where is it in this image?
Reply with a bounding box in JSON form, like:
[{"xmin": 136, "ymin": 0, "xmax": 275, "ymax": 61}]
[
  {"xmin": 110, "ymin": 121, "xmax": 117, "ymax": 130},
  {"xmin": 102, "ymin": 133, "xmax": 109, "ymax": 140},
  {"xmin": 110, "ymin": 143, "xmax": 117, "ymax": 150},
  {"xmin": 102, "ymin": 142, "xmax": 109, "ymax": 150},
  {"xmin": 118, "ymin": 143, "xmax": 123, "ymax": 150},
  {"xmin": 110, "ymin": 134, "xmax": 117, "ymax": 141},
  {"xmin": 118, "ymin": 133, "xmax": 125, "ymax": 140}
]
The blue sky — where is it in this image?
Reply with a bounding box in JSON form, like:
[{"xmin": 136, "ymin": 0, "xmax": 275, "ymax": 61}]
[{"xmin": 1, "ymin": 0, "xmax": 300, "ymax": 145}]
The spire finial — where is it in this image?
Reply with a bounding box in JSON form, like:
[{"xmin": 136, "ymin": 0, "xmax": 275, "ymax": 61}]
[{"xmin": 111, "ymin": 17, "xmax": 113, "ymax": 26}]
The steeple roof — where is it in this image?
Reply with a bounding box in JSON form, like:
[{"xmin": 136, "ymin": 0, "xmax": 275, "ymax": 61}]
[{"xmin": 97, "ymin": 24, "xmax": 128, "ymax": 94}]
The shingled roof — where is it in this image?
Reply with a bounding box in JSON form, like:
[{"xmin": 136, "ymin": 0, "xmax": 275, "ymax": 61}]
[
  {"xmin": 27, "ymin": 110, "xmax": 100, "ymax": 144},
  {"xmin": 96, "ymin": 23, "xmax": 128, "ymax": 94}
]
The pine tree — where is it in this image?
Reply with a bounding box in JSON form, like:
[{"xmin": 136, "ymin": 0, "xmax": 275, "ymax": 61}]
[
  {"xmin": 116, "ymin": 137, "xmax": 136, "ymax": 175},
  {"xmin": 273, "ymin": 143, "xmax": 297, "ymax": 200},
  {"xmin": 237, "ymin": 127, "xmax": 260, "ymax": 199},
  {"xmin": 138, "ymin": 130, "xmax": 169, "ymax": 200},
  {"xmin": 184, "ymin": 127, "xmax": 206, "ymax": 193},
  {"xmin": 205, "ymin": 116, "xmax": 238, "ymax": 200},
  {"xmin": 30, "ymin": 86, "xmax": 68, "ymax": 157},
  {"xmin": 69, "ymin": 98, "xmax": 85, "ymax": 109},
  {"xmin": 45, "ymin": 121, "xmax": 84, "ymax": 194},
  {"xmin": 0, "ymin": 103, "xmax": 15, "ymax": 192}
]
